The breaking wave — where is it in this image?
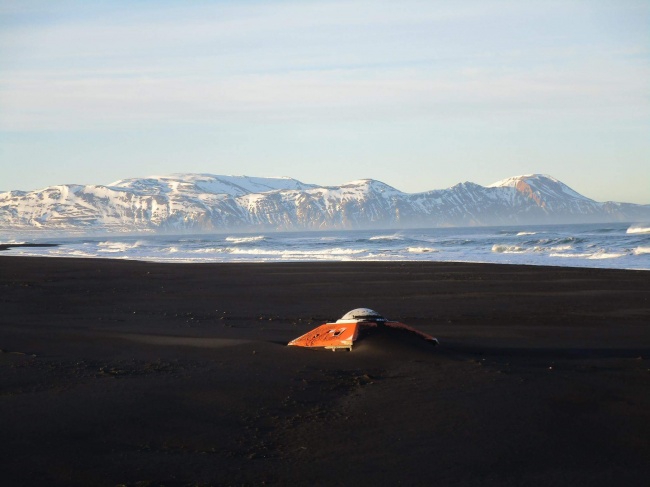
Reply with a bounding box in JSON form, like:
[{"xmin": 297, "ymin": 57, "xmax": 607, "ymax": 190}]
[
  {"xmin": 588, "ymin": 251, "xmax": 625, "ymax": 260},
  {"xmin": 218, "ymin": 247, "xmax": 370, "ymax": 261},
  {"xmin": 492, "ymin": 245, "xmax": 527, "ymax": 254},
  {"xmin": 369, "ymin": 234, "xmax": 402, "ymax": 241},
  {"xmin": 550, "ymin": 245, "xmax": 573, "ymax": 251},
  {"xmin": 549, "ymin": 249, "xmax": 624, "ymax": 260},
  {"xmin": 549, "ymin": 252, "xmax": 593, "ymax": 258},
  {"xmin": 225, "ymin": 235, "xmax": 266, "ymax": 244},
  {"xmin": 407, "ymin": 247, "xmax": 438, "ymax": 253},
  {"xmin": 627, "ymin": 225, "xmax": 650, "ymax": 235},
  {"xmin": 97, "ymin": 241, "xmax": 146, "ymax": 253},
  {"xmin": 60, "ymin": 250, "xmax": 98, "ymax": 258},
  {"xmin": 4, "ymin": 223, "xmax": 648, "ymax": 269},
  {"xmin": 191, "ymin": 247, "xmax": 229, "ymax": 254},
  {"xmin": 633, "ymin": 247, "xmax": 650, "ymax": 255}
]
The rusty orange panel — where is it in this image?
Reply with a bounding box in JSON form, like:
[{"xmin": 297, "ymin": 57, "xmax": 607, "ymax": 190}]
[{"xmin": 288, "ymin": 322, "xmax": 360, "ymax": 350}]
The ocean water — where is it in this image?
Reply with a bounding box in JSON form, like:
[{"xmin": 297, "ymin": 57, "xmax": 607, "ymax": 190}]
[{"xmin": 3, "ymin": 223, "xmax": 650, "ymax": 270}]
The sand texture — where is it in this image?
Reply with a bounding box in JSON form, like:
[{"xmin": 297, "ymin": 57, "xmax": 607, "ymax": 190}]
[{"xmin": 1, "ymin": 257, "xmax": 649, "ymax": 486}]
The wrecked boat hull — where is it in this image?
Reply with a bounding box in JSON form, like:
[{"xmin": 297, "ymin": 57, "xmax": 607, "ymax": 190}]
[{"xmin": 288, "ymin": 308, "xmax": 438, "ymax": 351}]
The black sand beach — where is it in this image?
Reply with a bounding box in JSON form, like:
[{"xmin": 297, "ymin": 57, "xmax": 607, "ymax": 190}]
[{"xmin": 1, "ymin": 256, "xmax": 649, "ymax": 486}]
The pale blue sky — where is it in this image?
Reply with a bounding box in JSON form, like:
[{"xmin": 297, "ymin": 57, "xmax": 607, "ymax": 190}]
[{"xmin": 1, "ymin": 0, "xmax": 648, "ymax": 203}]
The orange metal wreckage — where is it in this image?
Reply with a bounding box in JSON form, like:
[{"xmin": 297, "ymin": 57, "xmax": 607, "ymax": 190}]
[{"xmin": 288, "ymin": 308, "xmax": 438, "ymax": 351}]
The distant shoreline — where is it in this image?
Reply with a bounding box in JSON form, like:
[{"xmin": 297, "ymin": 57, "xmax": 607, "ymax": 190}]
[
  {"xmin": 1, "ymin": 223, "xmax": 647, "ymax": 271},
  {"xmin": 0, "ymin": 243, "xmax": 59, "ymax": 251}
]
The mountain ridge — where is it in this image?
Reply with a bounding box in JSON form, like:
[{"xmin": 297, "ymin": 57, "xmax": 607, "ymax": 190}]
[{"xmin": 1, "ymin": 174, "xmax": 648, "ymax": 233}]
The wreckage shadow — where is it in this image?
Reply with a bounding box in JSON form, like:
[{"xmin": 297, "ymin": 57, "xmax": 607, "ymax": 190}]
[{"xmin": 351, "ymin": 326, "xmax": 439, "ymax": 355}]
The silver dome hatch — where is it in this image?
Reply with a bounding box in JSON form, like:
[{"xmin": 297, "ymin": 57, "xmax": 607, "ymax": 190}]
[{"xmin": 337, "ymin": 308, "xmax": 387, "ymax": 323}]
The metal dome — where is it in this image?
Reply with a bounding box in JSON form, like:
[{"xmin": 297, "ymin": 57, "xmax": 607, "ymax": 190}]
[{"xmin": 337, "ymin": 308, "xmax": 387, "ymax": 323}]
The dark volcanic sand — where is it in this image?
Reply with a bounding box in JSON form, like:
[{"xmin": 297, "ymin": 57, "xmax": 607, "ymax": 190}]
[{"xmin": 1, "ymin": 256, "xmax": 649, "ymax": 486}]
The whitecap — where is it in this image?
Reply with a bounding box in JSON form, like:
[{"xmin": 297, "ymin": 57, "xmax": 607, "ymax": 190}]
[
  {"xmin": 407, "ymin": 247, "xmax": 438, "ymax": 253},
  {"xmin": 97, "ymin": 241, "xmax": 142, "ymax": 253},
  {"xmin": 492, "ymin": 244, "xmax": 526, "ymax": 254},
  {"xmin": 633, "ymin": 246, "xmax": 650, "ymax": 255},
  {"xmin": 588, "ymin": 251, "xmax": 625, "ymax": 260},
  {"xmin": 226, "ymin": 247, "xmax": 366, "ymax": 258},
  {"xmin": 191, "ymin": 247, "xmax": 229, "ymax": 254},
  {"xmin": 549, "ymin": 252, "xmax": 592, "ymax": 258},
  {"xmin": 516, "ymin": 231, "xmax": 537, "ymax": 236},
  {"xmin": 66, "ymin": 250, "xmax": 97, "ymax": 257},
  {"xmin": 626, "ymin": 225, "xmax": 650, "ymax": 234},
  {"xmin": 225, "ymin": 235, "xmax": 265, "ymax": 244},
  {"xmin": 369, "ymin": 234, "xmax": 402, "ymax": 241},
  {"xmin": 550, "ymin": 245, "xmax": 573, "ymax": 251}
]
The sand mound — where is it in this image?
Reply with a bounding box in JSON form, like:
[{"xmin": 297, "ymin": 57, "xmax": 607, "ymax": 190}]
[{"xmin": 353, "ymin": 326, "xmax": 438, "ymax": 356}]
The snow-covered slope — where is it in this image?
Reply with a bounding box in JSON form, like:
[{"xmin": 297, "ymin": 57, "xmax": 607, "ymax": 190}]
[
  {"xmin": 109, "ymin": 174, "xmax": 316, "ymax": 197},
  {"xmin": 1, "ymin": 173, "xmax": 648, "ymax": 233}
]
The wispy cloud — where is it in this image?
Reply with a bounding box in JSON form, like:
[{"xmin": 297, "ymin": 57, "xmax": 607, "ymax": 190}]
[
  {"xmin": 1, "ymin": 0, "xmax": 648, "ymax": 202},
  {"xmin": 2, "ymin": 56, "xmax": 647, "ymax": 131}
]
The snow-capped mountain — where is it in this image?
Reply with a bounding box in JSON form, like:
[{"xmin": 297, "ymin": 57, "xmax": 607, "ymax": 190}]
[
  {"xmin": 109, "ymin": 174, "xmax": 316, "ymax": 197},
  {"xmin": 1, "ymin": 173, "xmax": 648, "ymax": 233}
]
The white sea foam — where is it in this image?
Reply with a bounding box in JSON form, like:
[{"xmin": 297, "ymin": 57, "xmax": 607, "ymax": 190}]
[
  {"xmin": 66, "ymin": 250, "xmax": 98, "ymax": 257},
  {"xmin": 97, "ymin": 241, "xmax": 143, "ymax": 252},
  {"xmin": 550, "ymin": 250, "xmax": 624, "ymax": 260},
  {"xmin": 191, "ymin": 247, "xmax": 229, "ymax": 254},
  {"xmin": 32, "ymin": 248, "xmax": 98, "ymax": 258},
  {"xmin": 550, "ymin": 245, "xmax": 573, "ymax": 251},
  {"xmin": 492, "ymin": 244, "xmax": 526, "ymax": 254},
  {"xmin": 225, "ymin": 235, "xmax": 266, "ymax": 244},
  {"xmin": 369, "ymin": 234, "xmax": 402, "ymax": 241},
  {"xmin": 588, "ymin": 251, "xmax": 625, "ymax": 260},
  {"xmin": 626, "ymin": 225, "xmax": 650, "ymax": 234},
  {"xmin": 226, "ymin": 247, "xmax": 366, "ymax": 257},
  {"xmin": 3, "ymin": 223, "xmax": 648, "ymax": 269},
  {"xmin": 633, "ymin": 246, "xmax": 650, "ymax": 255},
  {"xmin": 407, "ymin": 246, "xmax": 438, "ymax": 253},
  {"xmin": 549, "ymin": 252, "xmax": 593, "ymax": 258}
]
